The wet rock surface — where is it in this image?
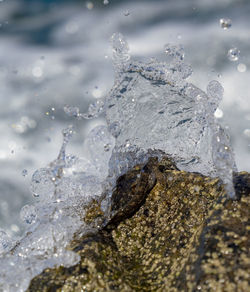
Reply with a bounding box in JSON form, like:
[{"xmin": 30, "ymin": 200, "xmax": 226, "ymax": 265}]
[{"xmin": 28, "ymin": 157, "xmax": 250, "ymax": 292}]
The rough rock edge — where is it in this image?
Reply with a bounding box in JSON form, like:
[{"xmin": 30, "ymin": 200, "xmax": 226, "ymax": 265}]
[{"xmin": 27, "ymin": 157, "xmax": 250, "ymax": 292}]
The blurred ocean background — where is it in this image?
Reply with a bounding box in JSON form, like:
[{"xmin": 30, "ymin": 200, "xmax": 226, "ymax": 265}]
[{"xmin": 0, "ymin": 0, "xmax": 249, "ymax": 237}]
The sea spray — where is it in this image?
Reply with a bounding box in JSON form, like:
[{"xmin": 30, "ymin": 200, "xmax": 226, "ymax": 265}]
[{"xmin": 0, "ymin": 34, "xmax": 237, "ymax": 291}]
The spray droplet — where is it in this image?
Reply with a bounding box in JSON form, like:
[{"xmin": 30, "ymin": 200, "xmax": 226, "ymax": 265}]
[
  {"xmin": 164, "ymin": 43, "xmax": 184, "ymax": 61},
  {"xmin": 111, "ymin": 33, "xmax": 130, "ymax": 65},
  {"xmin": 220, "ymin": 18, "xmax": 232, "ymax": 30},
  {"xmin": 103, "ymin": 0, "xmax": 109, "ymax": 5},
  {"xmin": 86, "ymin": 1, "xmax": 94, "ymax": 10},
  {"xmin": 243, "ymin": 129, "xmax": 250, "ymax": 138},
  {"xmin": 62, "ymin": 125, "xmax": 74, "ymax": 142},
  {"xmin": 30, "ymin": 168, "xmax": 55, "ymax": 198},
  {"xmin": 124, "ymin": 9, "xmax": 130, "ymax": 16},
  {"xmin": 20, "ymin": 205, "xmax": 37, "ymax": 224},
  {"xmin": 22, "ymin": 169, "xmax": 28, "ymax": 177},
  {"xmin": 237, "ymin": 63, "xmax": 246, "ymax": 73},
  {"xmin": 227, "ymin": 48, "xmax": 240, "ymax": 61},
  {"xmin": 64, "ymin": 105, "xmax": 80, "ymax": 118},
  {"xmin": 214, "ymin": 108, "xmax": 223, "ymax": 119},
  {"xmin": 104, "ymin": 143, "xmax": 111, "ymax": 152}
]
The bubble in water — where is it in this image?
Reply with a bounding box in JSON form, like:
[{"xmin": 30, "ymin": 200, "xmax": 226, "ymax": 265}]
[
  {"xmin": 104, "ymin": 143, "xmax": 111, "ymax": 152},
  {"xmin": 164, "ymin": 43, "xmax": 184, "ymax": 60},
  {"xmin": 30, "ymin": 168, "xmax": 55, "ymax": 198},
  {"xmin": 22, "ymin": 169, "xmax": 28, "ymax": 177},
  {"xmin": 227, "ymin": 48, "xmax": 240, "ymax": 62},
  {"xmin": 64, "ymin": 105, "xmax": 80, "ymax": 118},
  {"xmin": 111, "ymin": 33, "xmax": 130, "ymax": 65},
  {"xmin": 20, "ymin": 205, "xmax": 37, "ymax": 224},
  {"xmin": 103, "ymin": 0, "xmax": 109, "ymax": 5},
  {"xmin": 220, "ymin": 18, "xmax": 232, "ymax": 30}
]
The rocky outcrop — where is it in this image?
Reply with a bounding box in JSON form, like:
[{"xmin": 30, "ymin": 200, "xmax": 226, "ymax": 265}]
[{"xmin": 28, "ymin": 157, "xmax": 250, "ymax": 291}]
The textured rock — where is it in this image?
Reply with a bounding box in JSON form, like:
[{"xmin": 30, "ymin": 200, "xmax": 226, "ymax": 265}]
[{"xmin": 28, "ymin": 157, "xmax": 250, "ymax": 292}]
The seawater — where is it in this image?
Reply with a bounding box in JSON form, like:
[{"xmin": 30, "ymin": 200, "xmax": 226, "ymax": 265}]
[{"xmin": 0, "ymin": 0, "xmax": 249, "ymax": 238}]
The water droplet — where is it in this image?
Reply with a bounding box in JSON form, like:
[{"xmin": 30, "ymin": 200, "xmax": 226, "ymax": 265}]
[
  {"xmin": 86, "ymin": 1, "xmax": 94, "ymax": 10},
  {"xmin": 220, "ymin": 18, "xmax": 232, "ymax": 30},
  {"xmin": 125, "ymin": 139, "xmax": 131, "ymax": 148},
  {"xmin": 22, "ymin": 169, "xmax": 28, "ymax": 177},
  {"xmin": 83, "ymin": 99, "xmax": 104, "ymax": 119},
  {"xmin": 111, "ymin": 33, "xmax": 130, "ymax": 65},
  {"xmin": 214, "ymin": 108, "xmax": 223, "ymax": 118},
  {"xmin": 20, "ymin": 205, "xmax": 37, "ymax": 224},
  {"xmin": 62, "ymin": 125, "xmax": 74, "ymax": 143},
  {"xmin": 243, "ymin": 129, "xmax": 250, "ymax": 138},
  {"xmin": 164, "ymin": 43, "xmax": 184, "ymax": 60},
  {"xmin": 30, "ymin": 168, "xmax": 55, "ymax": 198},
  {"xmin": 104, "ymin": 143, "xmax": 111, "ymax": 152},
  {"xmin": 103, "ymin": 0, "xmax": 109, "ymax": 5},
  {"xmin": 92, "ymin": 88, "xmax": 102, "ymax": 98},
  {"xmin": 10, "ymin": 224, "xmax": 19, "ymax": 233},
  {"xmin": 124, "ymin": 9, "xmax": 130, "ymax": 16},
  {"xmin": 109, "ymin": 122, "xmax": 121, "ymax": 138},
  {"xmin": 227, "ymin": 48, "xmax": 240, "ymax": 62},
  {"xmin": 65, "ymin": 21, "xmax": 79, "ymax": 34},
  {"xmin": 32, "ymin": 66, "xmax": 43, "ymax": 78},
  {"xmin": 237, "ymin": 63, "xmax": 246, "ymax": 73},
  {"xmin": 64, "ymin": 105, "xmax": 80, "ymax": 118}
]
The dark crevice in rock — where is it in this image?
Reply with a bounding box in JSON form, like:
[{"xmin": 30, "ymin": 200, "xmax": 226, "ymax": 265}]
[{"xmin": 233, "ymin": 171, "xmax": 250, "ymax": 199}]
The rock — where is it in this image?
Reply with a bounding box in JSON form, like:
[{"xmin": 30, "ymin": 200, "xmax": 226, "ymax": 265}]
[{"xmin": 27, "ymin": 157, "xmax": 250, "ymax": 291}]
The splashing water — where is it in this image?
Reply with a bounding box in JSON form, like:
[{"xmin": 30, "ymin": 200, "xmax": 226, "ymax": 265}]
[
  {"xmin": 0, "ymin": 125, "xmax": 114, "ymax": 291},
  {"xmin": 227, "ymin": 48, "xmax": 240, "ymax": 61},
  {"xmin": 0, "ymin": 33, "xmax": 237, "ymax": 291},
  {"xmin": 220, "ymin": 18, "xmax": 232, "ymax": 30},
  {"xmin": 86, "ymin": 33, "xmax": 236, "ymax": 197}
]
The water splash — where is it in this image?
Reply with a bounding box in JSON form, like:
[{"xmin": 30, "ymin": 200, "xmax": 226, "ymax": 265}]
[
  {"xmin": 227, "ymin": 48, "xmax": 240, "ymax": 62},
  {"xmin": 86, "ymin": 33, "xmax": 236, "ymax": 198},
  {"xmin": 0, "ymin": 124, "xmax": 114, "ymax": 291},
  {"xmin": 0, "ymin": 34, "xmax": 237, "ymax": 291},
  {"xmin": 220, "ymin": 18, "xmax": 232, "ymax": 30}
]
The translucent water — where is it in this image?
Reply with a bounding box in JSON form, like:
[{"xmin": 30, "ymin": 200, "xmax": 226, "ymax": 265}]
[
  {"xmin": 104, "ymin": 34, "xmax": 236, "ymax": 195},
  {"xmin": 0, "ymin": 125, "xmax": 114, "ymax": 291},
  {"xmin": 227, "ymin": 48, "xmax": 240, "ymax": 62},
  {"xmin": 0, "ymin": 34, "xmax": 238, "ymax": 291},
  {"xmin": 220, "ymin": 18, "xmax": 232, "ymax": 30}
]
